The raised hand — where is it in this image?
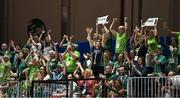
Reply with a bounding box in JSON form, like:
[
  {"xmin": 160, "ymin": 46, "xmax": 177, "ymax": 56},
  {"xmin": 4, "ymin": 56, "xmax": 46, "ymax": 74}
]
[
  {"xmin": 124, "ymin": 17, "xmax": 128, "ymax": 22},
  {"xmin": 63, "ymin": 35, "xmax": 67, "ymax": 39},
  {"xmin": 112, "ymin": 18, "xmax": 118, "ymax": 22},
  {"xmin": 47, "ymin": 29, "xmax": 52, "ymax": 34},
  {"xmin": 85, "ymin": 27, "xmax": 93, "ymax": 34}
]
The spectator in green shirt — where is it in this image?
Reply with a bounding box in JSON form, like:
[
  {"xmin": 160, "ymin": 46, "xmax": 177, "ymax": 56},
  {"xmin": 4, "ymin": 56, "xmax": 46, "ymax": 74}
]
[
  {"xmin": 62, "ymin": 44, "xmax": 80, "ymax": 75},
  {"xmin": 144, "ymin": 26, "xmax": 159, "ymax": 75},
  {"xmin": 109, "ymin": 17, "xmax": 128, "ymax": 55}
]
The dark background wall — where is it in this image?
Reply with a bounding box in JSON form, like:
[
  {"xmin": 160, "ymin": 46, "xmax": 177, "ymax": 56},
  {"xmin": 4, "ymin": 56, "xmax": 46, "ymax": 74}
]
[{"xmin": 0, "ymin": 0, "xmax": 180, "ymax": 44}]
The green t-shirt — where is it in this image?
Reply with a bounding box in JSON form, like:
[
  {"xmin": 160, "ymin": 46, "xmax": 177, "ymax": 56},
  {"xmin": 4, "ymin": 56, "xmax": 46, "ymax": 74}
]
[
  {"xmin": 64, "ymin": 51, "xmax": 80, "ymax": 73},
  {"xmin": 3, "ymin": 62, "xmax": 12, "ymax": 80},
  {"xmin": 115, "ymin": 33, "xmax": 127, "ymax": 54},
  {"xmin": 147, "ymin": 37, "xmax": 159, "ymax": 52},
  {"xmin": 177, "ymin": 32, "xmax": 180, "ymax": 54},
  {"xmin": 29, "ymin": 65, "xmax": 39, "ymax": 81},
  {"xmin": 0, "ymin": 63, "xmax": 5, "ymax": 81}
]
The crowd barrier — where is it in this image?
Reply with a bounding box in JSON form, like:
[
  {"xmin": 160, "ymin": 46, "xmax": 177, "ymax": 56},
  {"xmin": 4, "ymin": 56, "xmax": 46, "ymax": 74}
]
[
  {"xmin": 127, "ymin": 76, "xmax": 180, "ymax": 97},
  {"xmin": 0, "ymin": 76, "xmax": 179, "ymax": 97},
  {"xmin": 0, "ymin": 81, "xmax": 23, "ymax": 97}
]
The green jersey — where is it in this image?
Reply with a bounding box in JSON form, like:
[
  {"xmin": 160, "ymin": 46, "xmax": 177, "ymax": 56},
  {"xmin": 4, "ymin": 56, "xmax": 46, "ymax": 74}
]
[
  {"xmin": 115, "ymin": 33, "xmax": 127, "ymax": 54},
  {"xmin": 64, "ymin": 51, "xmax": 80, "ymax": 73},
  {"xmin": 29, "ymin": 65, "xmax": 39, "ymax": 81},
  {"xmin": 0, "ymin": 63, "xmax": 5, "ymax": 81}
]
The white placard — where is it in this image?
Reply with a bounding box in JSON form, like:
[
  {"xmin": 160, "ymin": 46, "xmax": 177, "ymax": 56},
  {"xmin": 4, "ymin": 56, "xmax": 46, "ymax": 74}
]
[
  {"xmin": 97, "ymin": 15, "xmax": 109, "ymax": 25},
  {"xmin": 142, "ymin": 18, "xmax": 159, "ymax": 27}
]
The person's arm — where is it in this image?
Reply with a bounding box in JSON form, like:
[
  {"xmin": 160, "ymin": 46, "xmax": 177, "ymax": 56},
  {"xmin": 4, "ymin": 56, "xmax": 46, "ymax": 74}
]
[
  {"xmin": 130, "ymin": 29, "xmax": 136, "ymax": 45},
  {"xmin": 23, "ymin": 68, "xmax": 30, "ymax": 80},
  {"xmin": 61, "ymin": 48, "xmax": 68, "ymax": 60},
  {"xmin": 102, "ymin": 24, "xmax": 110, "ymax": 47},
  {"xmin": 124, "ymin": 17, "xmax": 128, "ymax": 33},
  {"xmin": 103, "ymin": 24, "xmax": 110, "ymax": 33},
  {"xmin": 143, "ymin": 27, "xmax": 148, "ymax": 36},
  {"xmin": 33, "ymin": 51, "xmax": 39, "ymax": 61},
  {"xmin": 109, "ymin": 18, "xmax": 118, "ymax": 36},
  {"xmin": 85, "ymin": 27, "xmax": 94, "ymax": 47},
  {"xmin": 101, "ymin": 34, "xmax": 105, "ymax": 48},
  {"xmin": 47, "ymin": 30, "xmax": 52, "ymax": 41},
  {"xmin": 41, "ymin": 58, "xmax": 46, "ymax": 67},
  {"xmin": 144, "ymin": 36, "xmax": 148, "ymax": 47},
  {"xmin": 76, "ymin": 61, "xmax": 84, "ymax": 74},
  {"xmin": 133, "ymin": 31, "xmax": 138, "ymax": 46},
  {"xmin": 45, "ymin": 64, "xmax": 51, "ymax": 75},
  {"xmin": 73, "ymin": 64, "xmax": 79, "ymax": 78},
  {"xmin": 170, "ymin": 31, "xmax": 178, "ymax": 35},
  {"xmin": 59, "ymin": 35, "xmax": 67, "ymax": 47},
  {"xmin": 29, "ymin": 33, "xmax": 39, "ymax": 46},
  {"xmin": 124, "ymin": 51, "xmax": 131, "ymax": 65},
  {"xmin": 10, "ymin": 40, "xmax": 17, "ymax": 51},
  {"xmin": 131, "ymin": 64, "xmax": 142, "ymax": 76},
  {"xmin": 62, "ymin": 60, "xmax": 67, "ymax": 76},
  {"xmin": 38, "ymin": 29, "xmax": 45, "ymax": 42},
  {"xmin": 154, "ymin": 26, "xmax": 158, "ymax": 37},
  {"xmin": 26, "ymin": 37, "xmax": 31, "ymax": 46},
  {"xmin": 25, "ymin": 51, "xmax": 32, "ymax": 64},
  {"xmin": 69, "ymin": 50, "xmax": 79, "ymax": 61},
  {"xmin": 96, "ymin": 20, "xmax": 99, "ymax": 36},
  {"xmin": 47, "ymin": 30, "xmax": 56, "ymax": 50}
]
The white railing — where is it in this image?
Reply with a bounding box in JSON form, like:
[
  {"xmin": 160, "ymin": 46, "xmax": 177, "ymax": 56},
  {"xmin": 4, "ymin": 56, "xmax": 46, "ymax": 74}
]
[{"xmin": 127, "ymin": 76, "xmax": 180, "ymax": 97}]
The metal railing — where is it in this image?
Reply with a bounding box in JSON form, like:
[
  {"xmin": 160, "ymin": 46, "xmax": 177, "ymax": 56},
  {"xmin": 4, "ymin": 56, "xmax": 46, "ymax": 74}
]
[
  {"xmin": 0, "ymin": 76, "xmax": 180, "ymax": 97},
  {"xmin": 127, "ymin": 76, "xmax": 180, "ymax": 97},
  {"xmin": 0, "ymin": 81, "xmax": 22, "ymax": 97}
]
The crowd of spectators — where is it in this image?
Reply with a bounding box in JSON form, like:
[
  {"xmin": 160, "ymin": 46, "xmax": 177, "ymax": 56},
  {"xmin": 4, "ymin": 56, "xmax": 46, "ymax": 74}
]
[{"xmin": 0, "ymin": 17, "xmax": 180, "ymax": 97}]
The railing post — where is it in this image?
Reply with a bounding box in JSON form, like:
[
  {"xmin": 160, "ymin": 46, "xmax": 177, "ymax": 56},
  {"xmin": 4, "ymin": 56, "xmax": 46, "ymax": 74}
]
[
  {"xmin": 102, "ymin": 79, "xmax": 107, "ymax": 97},
  {"xmin": 31, "ymin": 81, "xmax": 34, "ymax": 97},
  {"xmin": 66, "ymin": 78, "xmax": 68, "ymax": 97}
]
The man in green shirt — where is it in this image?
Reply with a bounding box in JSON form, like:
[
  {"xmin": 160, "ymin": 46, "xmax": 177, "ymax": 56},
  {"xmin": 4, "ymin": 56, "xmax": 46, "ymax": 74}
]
[
  {"xmin": 109, "ymin": 17, "xmax": 128, "ymax": 54},
  {"xmin": 62, "ymin": 45, "xmax": 80, "ymax": 75}
]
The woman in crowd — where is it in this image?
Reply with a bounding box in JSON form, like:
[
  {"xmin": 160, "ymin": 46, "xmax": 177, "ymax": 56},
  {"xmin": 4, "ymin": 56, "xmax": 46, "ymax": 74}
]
[
  {"xmin": 144, "ymin": 26, "xmax": 159, "ymax": 75},
  {"xmin": 86, "ymin": 26, "xmax": 105, "ymax": 78},
  {"xmin": 77, "ymin": 68, "xmax": 97, "ymax": 97}
]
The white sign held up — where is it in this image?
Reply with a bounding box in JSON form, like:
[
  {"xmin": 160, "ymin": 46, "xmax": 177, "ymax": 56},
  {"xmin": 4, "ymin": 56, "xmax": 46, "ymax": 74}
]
[
  {"xmin": 97, "ymin": 15, "xmax": 109, "ymax": 25},
  {"xmin": 142, "ymin": 18, "xmax": 159, "ymax": 27}
]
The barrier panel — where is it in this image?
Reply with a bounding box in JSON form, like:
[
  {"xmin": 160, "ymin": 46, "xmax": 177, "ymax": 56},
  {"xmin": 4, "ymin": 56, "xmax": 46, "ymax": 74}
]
[
  {"xmin": 127, "ymin": 76, "xmax": 180, "ymax": 97},
  {"xmin": 0, "ymin": 81, "xmax": 22, "ymax": 97},
  {"xmin": 32, "ymin": 80, "xmax": 67, "ymax": 97},
  {"xmin": 1, "ymin": 76, "xmax": 180, "ymax": 97}
]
